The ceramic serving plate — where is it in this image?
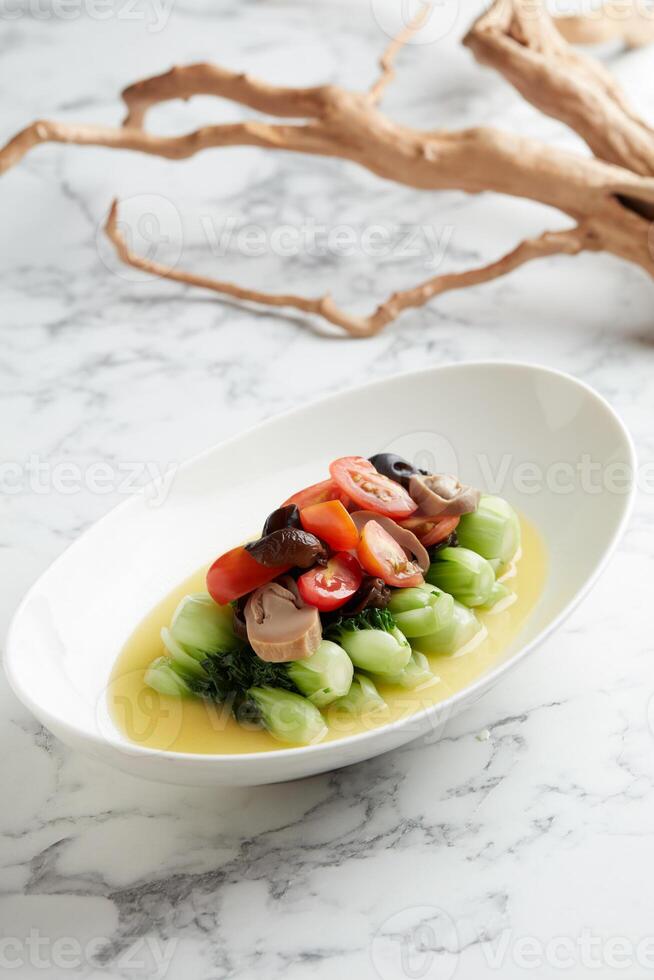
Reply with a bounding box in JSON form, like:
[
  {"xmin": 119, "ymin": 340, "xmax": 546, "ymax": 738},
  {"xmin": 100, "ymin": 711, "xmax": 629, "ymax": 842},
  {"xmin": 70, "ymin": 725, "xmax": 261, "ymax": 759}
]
[{"xmin": 5, "ymin": 362, "xmax": 636, "ymax": 786}]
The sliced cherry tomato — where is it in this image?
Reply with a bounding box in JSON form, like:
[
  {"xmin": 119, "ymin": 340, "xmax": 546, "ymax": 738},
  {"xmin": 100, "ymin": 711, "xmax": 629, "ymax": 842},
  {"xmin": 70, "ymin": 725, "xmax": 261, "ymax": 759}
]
[
  {"xmin": 206, "ymin": 546, "xmax": 289, "ymax": 604},
  {"xmin": 282, "ymin": 477, "xmax": 348, "ymax": 510},
  {"xmin": 357, "ymin": 520, "xmax": 424, "ymax": 588},
  {"xmin": 297, "ymin": 552, "xmax": 363, "ymax": 612},
  {"xmin": 329, "ymin": 456, "xmax": 417, "ymax": 519},
  {"xmin": 300, "ymin": 500, "xmax": 359, "ymax": 551},
  {"xmin": 420, "ymin": 516, "xmax": 460, "ymax": 548}
]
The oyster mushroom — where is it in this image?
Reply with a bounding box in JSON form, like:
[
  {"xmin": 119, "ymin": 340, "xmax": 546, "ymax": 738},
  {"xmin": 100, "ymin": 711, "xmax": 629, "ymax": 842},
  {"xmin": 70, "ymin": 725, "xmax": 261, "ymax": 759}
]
[
  {"xmin": 244, "ymin": 577, "xmax": 322, "ymax": 662},
  {"xmin": 408, "ymin": 474, "xmax": 480, "ymax": 519},
  {"xmin": 350, "ymin": 510, "xmax": 430, "ymax": 573}
]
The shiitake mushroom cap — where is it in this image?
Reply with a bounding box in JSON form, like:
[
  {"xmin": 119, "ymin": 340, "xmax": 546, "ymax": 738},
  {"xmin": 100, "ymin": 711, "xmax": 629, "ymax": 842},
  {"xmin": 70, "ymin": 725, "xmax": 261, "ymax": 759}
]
[
  {"xmin": 245, "ymin": 527, "xmax": 327, "ymax": 569},
  {"xmin": 261, "ymin": 504, "xmax": 302, "ymax": 537}
]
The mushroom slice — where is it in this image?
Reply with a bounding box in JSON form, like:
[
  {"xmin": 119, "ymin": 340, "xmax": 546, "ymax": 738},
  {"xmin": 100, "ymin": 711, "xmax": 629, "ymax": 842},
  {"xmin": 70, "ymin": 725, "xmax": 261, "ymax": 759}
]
[
  {"xmin": 350, "ymin": 511, "xmax": 430, "ymax": 573},
  {"xmin": 408, "ymin": 474, "xmax": 480, "ymax": 519},
  {"xmin": 245, "ymin": 580, "xmax": 322, "ymax": 662}
]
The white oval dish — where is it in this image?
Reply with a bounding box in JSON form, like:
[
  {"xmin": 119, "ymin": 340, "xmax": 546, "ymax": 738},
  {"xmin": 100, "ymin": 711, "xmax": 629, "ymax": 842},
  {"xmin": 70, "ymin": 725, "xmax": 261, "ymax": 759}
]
[{"xmin": 5, "ymin": 363, "xmax": 636, "ymax": 786}]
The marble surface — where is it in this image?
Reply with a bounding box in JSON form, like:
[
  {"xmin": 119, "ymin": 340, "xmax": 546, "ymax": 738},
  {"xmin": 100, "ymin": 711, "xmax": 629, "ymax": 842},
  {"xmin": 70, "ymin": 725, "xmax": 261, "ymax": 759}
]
[{"xmin": 2, "ymin": 1, "xmax": 654, "ymax": 977}]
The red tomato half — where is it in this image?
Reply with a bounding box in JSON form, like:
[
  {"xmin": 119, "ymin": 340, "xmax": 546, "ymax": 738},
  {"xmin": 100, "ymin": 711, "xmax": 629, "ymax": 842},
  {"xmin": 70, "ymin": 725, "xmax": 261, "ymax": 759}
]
[
  {"xmin": 420, "ymin": 516, "xmax": 460, "ymax": 548},
  {"xmin": 297, "ymin": 552, "xmax": 363, "ymax": 612},
  {"xmin": 329, "ymin": 456, "xmax": 417, "ymax": 519},
  {"xmin": 282, "ymin": 478, "xmax": 348, "ymax": 510},
  {"xmin": 357, "ymin": 520, "xmax": 424, "ymax": 588},
  {"xmin": 206, "ymin": 546, "xmax": 289, "ymax": 605},
  {"xmin": 300, "ymin": 500, "xmax": 359, "ymax": 551}
]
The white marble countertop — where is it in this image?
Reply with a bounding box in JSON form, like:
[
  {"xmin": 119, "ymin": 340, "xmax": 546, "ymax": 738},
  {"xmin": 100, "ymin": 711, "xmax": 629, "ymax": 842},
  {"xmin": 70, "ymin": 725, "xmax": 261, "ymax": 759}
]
[{"xmin": 2, "ymin": 2, "xmax": 654, "ymax": 977}]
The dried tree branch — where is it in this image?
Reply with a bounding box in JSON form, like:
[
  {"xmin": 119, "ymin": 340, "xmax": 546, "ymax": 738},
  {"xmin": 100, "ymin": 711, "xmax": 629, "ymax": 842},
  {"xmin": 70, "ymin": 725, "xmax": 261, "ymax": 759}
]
[
  {"xmin": 0, "ymin": 0, "xmax": 653, "ymax": 335},
  {"xmin": 4, "ymin": 85, "xmax": 654, "ymax": 214},
  {"xmin": 368, "ymin": 2, "xmax": 431, "ymax": 104},
  {"xmin": 556, "ymin": 2, "xmax": 654, "ymax": 49},
  {"xmin": 122, "ymin": 64, "xmax": 331, "ymax": 129},
  {"xmin": 465, "ymin": 0, "xmax": 654, "ymax": 177},
  {"xmin": 105, "ymin": 200, "xmax": 587, "ymax": 338},
  {"xmin": 0, "ymin": 118, "xmax": 336, "ymax": 175}
]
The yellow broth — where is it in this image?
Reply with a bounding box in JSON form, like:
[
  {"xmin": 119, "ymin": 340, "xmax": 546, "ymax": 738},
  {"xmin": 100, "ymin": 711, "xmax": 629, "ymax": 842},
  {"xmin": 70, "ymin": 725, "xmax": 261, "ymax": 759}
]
[{"xmin": 108, "ymin": 517, "xmax": 546, "ymax": 754}]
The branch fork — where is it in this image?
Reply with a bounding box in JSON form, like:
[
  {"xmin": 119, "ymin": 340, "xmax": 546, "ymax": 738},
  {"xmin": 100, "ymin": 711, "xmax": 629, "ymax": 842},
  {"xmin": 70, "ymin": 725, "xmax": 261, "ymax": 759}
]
[{"xmin": 1, "ymin": 0, "xmax": 653, "ymax": 336}]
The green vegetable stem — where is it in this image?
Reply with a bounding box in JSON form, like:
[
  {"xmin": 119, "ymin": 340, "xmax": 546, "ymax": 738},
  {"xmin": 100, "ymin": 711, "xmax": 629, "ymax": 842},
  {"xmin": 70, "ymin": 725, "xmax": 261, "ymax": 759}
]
[
  {"xmin": 457, "ymin": 495, "xmax": 521, "ymax": 564},
  {"xmin": 373, "ymin": 651, "xmax": 439, "ymax": 690},
  {"xmin": 426, "ymin": 547, "xmax": 496, "ymax": 607},
  {"xmin": 387, "ymin": 584, "xmax": 454, "ymax": 637},
  {"xmin": 286, "ymin": 640, "xmax": 353, "ymax": 708},
  {"xmin": 327, "ymin": 608, "xmax": 411, "ymax": 676},
  {"xmin": 247, "ymin": 687, "xmax": 328, "ymax": 745},
  {"xmin": 412, "ymin": 599, "xmax": 483, "ymax": 656}
]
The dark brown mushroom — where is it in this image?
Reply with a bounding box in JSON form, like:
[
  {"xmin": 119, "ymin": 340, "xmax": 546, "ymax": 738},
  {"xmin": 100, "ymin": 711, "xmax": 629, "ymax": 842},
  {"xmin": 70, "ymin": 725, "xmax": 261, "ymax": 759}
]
[
  {"xmin": 261, "ymin": 504, "xmax": 302, "ymax": 537},
  {"xmin": 408, "ymin": 474, "xmax": 481, "ymax": 518},
  {"xmin": 244, "ymin": 579, "xmax": 322, "ymax": 662},
  {"xmin": 245, "ymin": 527, "xmax": 326, "ymax": 569},
  {"xmin": 343, "ymin": 575, "xmax": 391, "ymax": 614},
  {"xmin": 350, "ymin": 510, "xmax": 430, "ymax": 573}
]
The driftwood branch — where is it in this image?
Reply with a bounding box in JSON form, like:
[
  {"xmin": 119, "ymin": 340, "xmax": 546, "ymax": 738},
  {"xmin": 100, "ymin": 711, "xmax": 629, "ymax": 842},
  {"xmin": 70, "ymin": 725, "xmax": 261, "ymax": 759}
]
[
  {"xmin": 1, "ymin": 0, "xmax": 653, "ymax": 336},
  {"xmin": 368, "ymin": 1, "xmax": 431, "ymax": 104},
  {"xmin": 556, "ymin": 2, "xmax": 654, "ymax": 49},
  {"xmin": 465, "ymin": 0, "xmax": 654, "ymax": 178},
  {"xmin": 105, "ymin": 200, "xmax": 588, "ymax": 338}
]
